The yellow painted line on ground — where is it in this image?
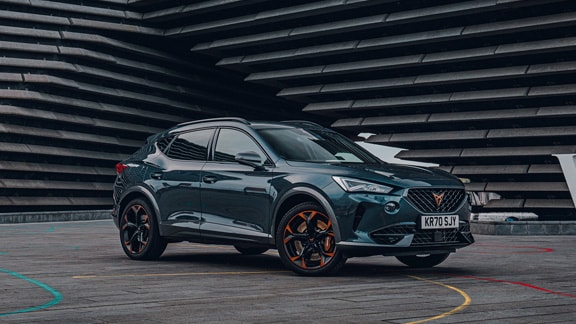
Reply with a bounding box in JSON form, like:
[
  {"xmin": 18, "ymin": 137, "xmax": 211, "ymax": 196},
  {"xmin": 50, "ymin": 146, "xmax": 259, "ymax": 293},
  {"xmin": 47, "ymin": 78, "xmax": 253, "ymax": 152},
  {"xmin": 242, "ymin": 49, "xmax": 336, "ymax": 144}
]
[
  {"xmin": 73, "ymin": 270, "xmax": 288, "ymax": 279},
  {"xmin": 405, "ymin": 275, "xmax": 471, "ymax": 324}
]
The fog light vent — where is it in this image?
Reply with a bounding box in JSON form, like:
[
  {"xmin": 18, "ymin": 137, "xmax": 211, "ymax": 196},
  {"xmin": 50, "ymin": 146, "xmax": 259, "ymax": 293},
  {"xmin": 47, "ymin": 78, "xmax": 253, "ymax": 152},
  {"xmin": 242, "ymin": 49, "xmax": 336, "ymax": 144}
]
[
  {"xmin": 384, "ymin": 202, "xmax": 399, "ymax": 214},
  {"xmin": 353, "ymin": 204, "xmax": 366, "ymax": 231}
]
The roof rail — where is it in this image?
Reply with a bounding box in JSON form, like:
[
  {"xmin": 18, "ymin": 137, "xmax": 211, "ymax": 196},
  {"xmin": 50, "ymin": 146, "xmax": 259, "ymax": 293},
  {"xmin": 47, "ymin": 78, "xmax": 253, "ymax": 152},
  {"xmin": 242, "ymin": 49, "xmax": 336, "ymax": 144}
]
[
  {"xmin": 177, "ymin": 117, "xmax": 250, "ymax": 127},
  {"xmin": 281, "ymin": 120, "xmax": 324, "ymax": 128}
]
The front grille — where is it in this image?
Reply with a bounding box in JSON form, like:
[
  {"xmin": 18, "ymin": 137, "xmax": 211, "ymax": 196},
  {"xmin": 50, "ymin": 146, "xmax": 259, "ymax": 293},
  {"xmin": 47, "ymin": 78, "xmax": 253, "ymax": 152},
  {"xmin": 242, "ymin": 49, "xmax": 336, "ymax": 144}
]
[
  {"xmin": 406, "ymin": 188, "xmax": 465, "ymax": 214},
  {"xmin": 370, "ymin": 222, "xmax": 472, "ymax": 246},
  {"xmin": 371, "ymin": 224, "xmax": 415, "ymax": 245},
  {"xmin": 413, "ymin": 229, "xmax": 461, "ymax": 245}
]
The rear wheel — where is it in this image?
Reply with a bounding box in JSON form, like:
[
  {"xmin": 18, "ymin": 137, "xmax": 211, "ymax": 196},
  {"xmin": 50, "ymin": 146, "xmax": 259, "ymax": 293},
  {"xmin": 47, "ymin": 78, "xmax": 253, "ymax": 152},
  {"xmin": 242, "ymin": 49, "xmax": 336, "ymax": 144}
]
[
  {"xmin": 276, "ymin": 202, "xmax": 345, "ymax": 276},
  {"xmin": 234, "ymin": 245, "xmax": 269, "ymax": 255},
  {"xmin": 396, "ymin": 253, "xmax": 450, "ymax": 268},
  {"xmin": 119, "ymin": 199, "xmax": 167, "ymax": 260}
]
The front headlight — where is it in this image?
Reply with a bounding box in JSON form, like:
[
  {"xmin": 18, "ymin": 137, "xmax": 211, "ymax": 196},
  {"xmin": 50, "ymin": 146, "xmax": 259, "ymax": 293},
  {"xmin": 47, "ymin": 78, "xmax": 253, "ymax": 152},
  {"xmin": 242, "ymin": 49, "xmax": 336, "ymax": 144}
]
[{"xmin": 332, "ymin": 176, "xmax": 393, "ymax": 194}]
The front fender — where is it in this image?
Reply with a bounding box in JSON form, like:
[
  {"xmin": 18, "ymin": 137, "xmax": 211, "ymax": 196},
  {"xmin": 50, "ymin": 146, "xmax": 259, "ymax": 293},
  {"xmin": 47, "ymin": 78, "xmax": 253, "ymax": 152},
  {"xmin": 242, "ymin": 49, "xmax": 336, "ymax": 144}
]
[{"xmin": 273, "ymin": 186, "xmax": 342, "ymax": 242}]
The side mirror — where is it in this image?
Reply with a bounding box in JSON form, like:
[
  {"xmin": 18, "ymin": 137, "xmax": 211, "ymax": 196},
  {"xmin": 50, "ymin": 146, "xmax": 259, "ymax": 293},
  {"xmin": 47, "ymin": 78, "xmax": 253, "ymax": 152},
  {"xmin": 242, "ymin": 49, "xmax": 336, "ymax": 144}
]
[{"xmin": 235, "ymin": 151, "xmax": 266, "ymax": 171}]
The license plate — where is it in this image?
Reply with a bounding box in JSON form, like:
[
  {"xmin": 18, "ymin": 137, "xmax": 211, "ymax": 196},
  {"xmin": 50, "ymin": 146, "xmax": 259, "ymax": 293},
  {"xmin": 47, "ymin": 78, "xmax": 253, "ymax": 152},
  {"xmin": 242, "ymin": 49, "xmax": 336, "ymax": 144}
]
[{"xmin": 421, "ymin": 215, "xmax": 459, "ymax": 229}]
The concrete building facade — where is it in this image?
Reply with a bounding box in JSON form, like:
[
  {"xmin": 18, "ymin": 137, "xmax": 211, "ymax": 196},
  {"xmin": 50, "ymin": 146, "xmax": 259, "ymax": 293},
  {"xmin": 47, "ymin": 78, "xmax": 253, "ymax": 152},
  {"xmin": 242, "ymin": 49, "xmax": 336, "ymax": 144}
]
[{"xmin": 1, "ymin": 0, "xmax": 575, "ymax": 220}]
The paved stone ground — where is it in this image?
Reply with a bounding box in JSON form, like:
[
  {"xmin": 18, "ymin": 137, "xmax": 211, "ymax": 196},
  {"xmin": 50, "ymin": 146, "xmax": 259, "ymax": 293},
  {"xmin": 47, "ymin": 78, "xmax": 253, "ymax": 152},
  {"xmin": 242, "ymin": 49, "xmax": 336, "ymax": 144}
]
[{"xmin": 0, "ymin": 220, "xmax": 575, "ymax": 323}]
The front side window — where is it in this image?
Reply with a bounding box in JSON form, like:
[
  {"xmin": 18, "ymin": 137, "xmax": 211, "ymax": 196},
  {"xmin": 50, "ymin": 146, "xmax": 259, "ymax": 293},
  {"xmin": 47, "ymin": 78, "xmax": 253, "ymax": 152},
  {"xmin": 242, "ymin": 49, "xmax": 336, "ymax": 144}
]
[
  {"xmin": 257, "ymin": 127, "xmax": 380, "ymax": 164},
  {"xmin": 165, "ymin": 129, "xmax": 213, "ymax": 161},
  {"xmin": 214, "ymin": 128, "xmax": 265, "ymax": 163}
]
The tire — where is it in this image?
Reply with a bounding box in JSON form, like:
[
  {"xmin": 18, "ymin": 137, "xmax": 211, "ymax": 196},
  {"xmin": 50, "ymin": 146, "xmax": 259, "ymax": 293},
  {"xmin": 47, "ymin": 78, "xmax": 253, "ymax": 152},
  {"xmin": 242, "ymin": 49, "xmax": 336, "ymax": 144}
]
[
  {"xmin": 395, "ymin": 253, "xmax": 450, "ymax": 268},
  {"xmin": 234, "ymin": 245, "xmax": 269, "ymax": 255},
  {"xmin": 276, "ymin": 202, "xmax": 345, "ymax": 276},
  {"xmin": 119, "ymin": 199, "xmax": 167, "ymax": 260}
]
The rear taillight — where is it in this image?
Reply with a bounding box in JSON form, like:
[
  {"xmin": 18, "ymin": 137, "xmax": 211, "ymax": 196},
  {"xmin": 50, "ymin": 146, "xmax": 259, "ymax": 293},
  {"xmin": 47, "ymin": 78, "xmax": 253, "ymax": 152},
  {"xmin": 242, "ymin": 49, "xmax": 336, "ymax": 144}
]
[{"xmin": 116, "ymin": 163, "xmax": 128, "ymax": 175}]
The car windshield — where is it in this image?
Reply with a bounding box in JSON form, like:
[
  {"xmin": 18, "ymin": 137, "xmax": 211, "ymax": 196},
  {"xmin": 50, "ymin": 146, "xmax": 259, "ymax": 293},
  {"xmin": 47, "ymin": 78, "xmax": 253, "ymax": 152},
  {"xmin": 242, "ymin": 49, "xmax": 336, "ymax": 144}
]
[{"xmin": 256, "ymin": 127, "xmax": 381, "ymax": 164}]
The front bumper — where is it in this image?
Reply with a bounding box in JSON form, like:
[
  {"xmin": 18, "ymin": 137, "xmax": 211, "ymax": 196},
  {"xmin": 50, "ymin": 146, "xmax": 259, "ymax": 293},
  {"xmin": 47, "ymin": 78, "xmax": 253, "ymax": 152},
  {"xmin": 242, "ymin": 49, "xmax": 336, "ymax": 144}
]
[{"xmin": 337, "ymin": 221, "xmax": 474, "ymax": 258}]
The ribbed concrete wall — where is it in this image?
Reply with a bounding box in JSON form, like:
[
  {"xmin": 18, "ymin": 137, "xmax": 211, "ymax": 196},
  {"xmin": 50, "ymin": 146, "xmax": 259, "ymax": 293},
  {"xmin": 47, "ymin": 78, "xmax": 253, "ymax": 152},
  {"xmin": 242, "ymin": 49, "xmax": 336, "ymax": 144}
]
[
  {"xmin": 182, "ymin": 0, "xmax": 576, "ymax": 220},
  {"xmin": 0, "ymin": 0, "xmax": 300, "ymax": 213},
  {"xmin": 2, "ymin": 0, "xmax": 576, "ymax": 220}
]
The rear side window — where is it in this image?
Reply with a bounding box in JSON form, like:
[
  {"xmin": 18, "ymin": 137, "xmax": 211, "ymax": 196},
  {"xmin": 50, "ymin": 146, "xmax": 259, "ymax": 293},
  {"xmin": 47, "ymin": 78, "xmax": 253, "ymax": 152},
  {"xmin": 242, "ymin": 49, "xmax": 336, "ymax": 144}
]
[
  {"xmin": 165, "ymin": 129, "xmax": 213, "ymax": 161},
  {"xmin": 156, "ymin": 136, "xmax": 174, "ymax": 152}
]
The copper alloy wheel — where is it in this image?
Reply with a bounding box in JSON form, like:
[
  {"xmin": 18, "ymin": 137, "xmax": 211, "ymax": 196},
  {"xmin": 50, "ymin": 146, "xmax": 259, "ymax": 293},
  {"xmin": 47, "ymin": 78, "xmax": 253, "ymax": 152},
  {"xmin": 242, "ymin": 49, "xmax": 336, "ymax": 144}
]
[
  {"xmin": 119, "ymin": 199, "xmax": 167, "ymax": 260},
  {"xmin": 282, "ymin": 209, "xmax": 337, "ymax": 270},
  {"xmin": 121, "ymin": 204, "xmax": 151, "ymax": 255}
]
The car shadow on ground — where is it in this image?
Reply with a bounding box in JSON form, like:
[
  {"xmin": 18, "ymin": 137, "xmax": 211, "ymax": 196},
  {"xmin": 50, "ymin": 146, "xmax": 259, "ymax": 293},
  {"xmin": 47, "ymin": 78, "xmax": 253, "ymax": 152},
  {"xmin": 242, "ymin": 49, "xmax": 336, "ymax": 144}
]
[
  {"xmin": 159, "ymin": 252, "xmax": 286, "ymax": 271},
  {"xmin": 154, "ymin": 250, "xmax": 476, "ymax": 278},
  {"xmin": 339, "ymin": 261, "xmax": 476, "ymax": 278}
]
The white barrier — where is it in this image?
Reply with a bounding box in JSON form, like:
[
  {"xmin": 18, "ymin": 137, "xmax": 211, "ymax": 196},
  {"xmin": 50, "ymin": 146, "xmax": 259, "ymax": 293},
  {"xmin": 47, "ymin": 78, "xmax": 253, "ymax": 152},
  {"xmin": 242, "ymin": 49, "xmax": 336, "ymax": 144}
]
[{"xmin": 553, "ymin": 154, "xmax": 576, "ymax": 210}]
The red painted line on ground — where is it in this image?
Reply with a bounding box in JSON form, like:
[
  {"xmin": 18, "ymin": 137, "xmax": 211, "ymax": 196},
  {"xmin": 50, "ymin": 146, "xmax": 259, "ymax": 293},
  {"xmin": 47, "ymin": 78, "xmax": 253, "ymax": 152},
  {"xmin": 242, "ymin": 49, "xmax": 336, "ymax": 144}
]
[
  {"xmin": 457, "ymin": 275, "xmax": 576, "ymax": 298},
  {"xmin": 470, "ymin": 244, "xmax": 554, "ymax": 254}
]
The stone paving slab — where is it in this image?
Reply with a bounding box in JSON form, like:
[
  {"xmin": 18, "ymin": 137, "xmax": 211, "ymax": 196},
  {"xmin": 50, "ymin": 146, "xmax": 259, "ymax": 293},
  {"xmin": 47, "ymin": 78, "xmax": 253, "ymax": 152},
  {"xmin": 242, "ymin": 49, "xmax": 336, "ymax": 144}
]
[
  {"xmin": 0, "ymin": 220, "xmax": 575, "ymax": 323},
  {"xmin": 0, "ymin": 210, "xmax": 110, "ymax": 224}
]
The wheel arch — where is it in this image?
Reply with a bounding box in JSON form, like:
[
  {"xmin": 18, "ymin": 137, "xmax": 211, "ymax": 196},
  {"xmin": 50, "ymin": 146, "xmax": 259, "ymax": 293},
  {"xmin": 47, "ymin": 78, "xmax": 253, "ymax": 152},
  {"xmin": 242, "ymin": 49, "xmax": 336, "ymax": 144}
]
[
  {"xmin": 272, "ymin": 187, "xmax": 341, "ymax": 242},
  {"xmin": 117, "ymin": 186, "xmax": 161, "ymax": 224}
]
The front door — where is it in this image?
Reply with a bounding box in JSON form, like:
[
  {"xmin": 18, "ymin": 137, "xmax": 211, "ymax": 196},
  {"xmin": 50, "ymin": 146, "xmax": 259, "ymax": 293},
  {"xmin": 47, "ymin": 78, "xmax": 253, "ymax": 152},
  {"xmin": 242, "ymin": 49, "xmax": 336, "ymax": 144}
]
[{"xmin": 200, "ymin": 128, "xmax": 273, "ymax": 244}]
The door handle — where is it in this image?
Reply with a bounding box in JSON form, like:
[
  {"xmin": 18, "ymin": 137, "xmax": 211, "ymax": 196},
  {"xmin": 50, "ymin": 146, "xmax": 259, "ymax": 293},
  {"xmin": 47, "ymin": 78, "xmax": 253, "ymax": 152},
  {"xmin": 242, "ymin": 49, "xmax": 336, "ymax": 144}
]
[
  {"xmin": 202, "ymin": 176, "xmax": 217, "ymax": 184},
  {"xmin": 151, "ymin": 172, "xmax": 163, "ymax": 180}
]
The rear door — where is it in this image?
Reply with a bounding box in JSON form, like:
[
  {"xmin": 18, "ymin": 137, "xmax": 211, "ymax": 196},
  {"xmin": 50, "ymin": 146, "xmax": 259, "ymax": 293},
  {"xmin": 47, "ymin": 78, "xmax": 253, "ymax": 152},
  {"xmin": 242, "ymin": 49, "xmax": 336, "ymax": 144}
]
[{"xmin": 152, "ymin": 128, "xmax": 214, "ymax": 235}]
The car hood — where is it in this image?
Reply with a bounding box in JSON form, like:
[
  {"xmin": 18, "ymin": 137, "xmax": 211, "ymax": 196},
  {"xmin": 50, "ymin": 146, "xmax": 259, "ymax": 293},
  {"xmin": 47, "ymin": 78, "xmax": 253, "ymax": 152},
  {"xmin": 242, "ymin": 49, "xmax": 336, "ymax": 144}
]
[
  {"xmin": 285, "ymin": 161, "xmax": 464, "ymax": 188},
  {"xmin": 352, "ymin": 163, "xmax": 462, "ymax": 187}
]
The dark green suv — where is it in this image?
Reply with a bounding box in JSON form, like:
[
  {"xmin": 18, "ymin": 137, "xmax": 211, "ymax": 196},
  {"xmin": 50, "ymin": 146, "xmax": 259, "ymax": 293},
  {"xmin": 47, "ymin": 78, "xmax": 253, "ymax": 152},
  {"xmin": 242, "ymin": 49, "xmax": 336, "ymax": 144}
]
[{"xmin": 112, "ymin": 118, "xmax": 474, "ymax": 275}]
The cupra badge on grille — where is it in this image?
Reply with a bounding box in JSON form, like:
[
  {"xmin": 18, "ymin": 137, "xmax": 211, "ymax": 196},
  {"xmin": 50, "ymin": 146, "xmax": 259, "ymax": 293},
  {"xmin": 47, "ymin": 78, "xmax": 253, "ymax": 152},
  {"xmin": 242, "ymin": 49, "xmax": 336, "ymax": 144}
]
[{"xmin": 433, "ymin": 192, "xmax": 445, "ymax": 207}]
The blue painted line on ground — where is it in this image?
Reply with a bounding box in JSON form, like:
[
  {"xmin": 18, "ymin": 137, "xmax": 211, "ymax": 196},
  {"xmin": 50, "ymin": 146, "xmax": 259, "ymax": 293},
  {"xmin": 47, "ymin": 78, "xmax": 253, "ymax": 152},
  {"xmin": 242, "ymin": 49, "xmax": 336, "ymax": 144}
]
[
  {"xmin": 0, "ymin": 268, "xmax": 63, "ymax": 317},
  {"xmin": 0, "ymin": 226, "xmax": 56, "ymax": 234}
]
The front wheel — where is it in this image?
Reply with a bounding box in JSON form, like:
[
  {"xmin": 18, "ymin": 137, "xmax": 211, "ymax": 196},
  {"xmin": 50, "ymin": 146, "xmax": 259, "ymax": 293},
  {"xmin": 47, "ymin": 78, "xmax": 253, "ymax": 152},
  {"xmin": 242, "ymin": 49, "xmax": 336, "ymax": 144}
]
[
  {"xmin": 276, "ymin": 202, "xmax": 345, "ymax": 276},
  {"xmin": 119, "ymin": 199, "xmax": 167, "ymax": 260},
  {"xmin": 395, "ymin": 253, "xmax": 450, "ymax": 268}
]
